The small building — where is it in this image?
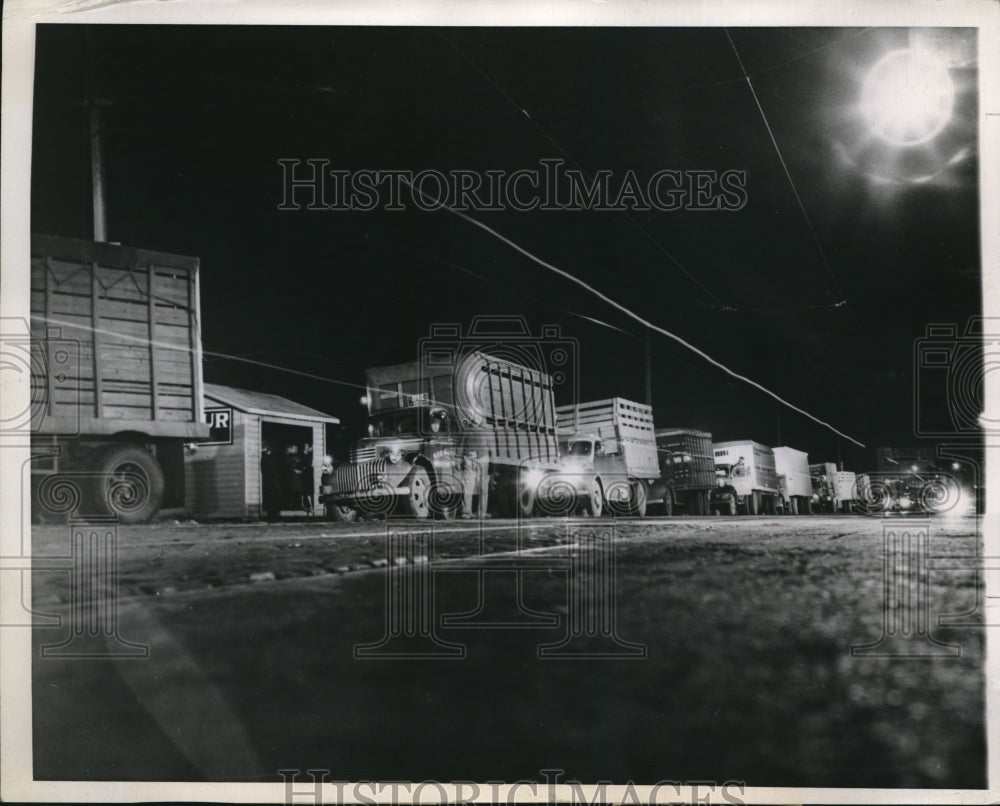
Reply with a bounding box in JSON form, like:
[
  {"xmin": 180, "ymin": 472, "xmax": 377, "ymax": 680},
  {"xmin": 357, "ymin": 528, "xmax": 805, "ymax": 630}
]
[{"xmin": 184, "ymin": 383, "xmax": 339, "ymax": 519}]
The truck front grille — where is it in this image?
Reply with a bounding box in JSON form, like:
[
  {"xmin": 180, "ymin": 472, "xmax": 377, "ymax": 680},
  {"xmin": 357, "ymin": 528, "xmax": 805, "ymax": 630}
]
[
  {"xmin": 350, "ymin": 445, "xmax": 377, "ymax": 463},
  {"xmin": 328, "ymin": 458, "xmax": 388, "ymax": 497}
]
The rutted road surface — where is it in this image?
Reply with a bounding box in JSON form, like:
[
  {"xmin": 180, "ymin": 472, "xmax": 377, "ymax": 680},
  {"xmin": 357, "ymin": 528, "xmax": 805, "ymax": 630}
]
[{"xmin": 30, "ymin": 515, "xmax": 985, "ymax": 788}]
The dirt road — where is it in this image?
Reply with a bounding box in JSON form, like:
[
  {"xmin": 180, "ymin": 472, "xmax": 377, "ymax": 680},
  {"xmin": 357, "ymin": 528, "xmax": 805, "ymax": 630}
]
[{"xmin": 29, "ymin": 515, "xmax": 985, "ymax": 787}]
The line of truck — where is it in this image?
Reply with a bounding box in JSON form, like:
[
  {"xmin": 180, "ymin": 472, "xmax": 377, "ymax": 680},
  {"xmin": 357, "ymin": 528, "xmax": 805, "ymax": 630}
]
[
  {"xmin": 22, "ymin": 235, "xmax": 912, "ymax": 524},
  {"xmin": 319, "ymin": 321, "xmax": 868, "ymax": 520}
]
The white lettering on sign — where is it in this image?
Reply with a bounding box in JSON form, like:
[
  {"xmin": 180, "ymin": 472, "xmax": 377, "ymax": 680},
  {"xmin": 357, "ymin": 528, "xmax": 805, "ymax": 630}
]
[{"xmin": 203, "ymin": 407, "xmax": 234, "ymax": 446}]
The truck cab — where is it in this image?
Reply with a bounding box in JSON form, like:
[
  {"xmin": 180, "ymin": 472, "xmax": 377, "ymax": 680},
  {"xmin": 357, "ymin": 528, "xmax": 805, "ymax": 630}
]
[
  {"xmin": 710, "ymin": 464, "xmax": 738, "ymax": 516},
  {"xmin": 322, "ymin": 404, "xmax": 464, "ymax": 520},
  {"xmin": 710, "ymin": 440, "xmax": 780, "ymax": 515},
  {"xmin": 551, "ymin": 433, "xmax": 649, "ymax": 516}
]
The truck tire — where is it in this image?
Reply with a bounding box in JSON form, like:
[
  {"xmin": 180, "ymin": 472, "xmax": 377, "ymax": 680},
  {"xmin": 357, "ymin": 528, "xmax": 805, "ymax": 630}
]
[
  {"xmin": 427, "ymin": 479, "xmax": 459, "ymax": 520},
  {"xmin": 433, "ymin": 497, "xmax": 460, "ymax": 520},
  {"xmin": 581, "ymin": 479, "xmax": 604, "ymax": 517},
  {"xmin": 404, "ymin": 467, "xmax": 431, "ymax": 519},
  {"xmin": 329, "ymin": 504, "xmax": 359, "ymax": 523},
  {"xmin": 626, "ymin": 481, "xmax": 647, "ymax": 517},
  {"xmin": 515, "ymin": 472, "xmax": 536, "ymax": 519},
  {"xmin": 88, "ymin": 444, "xmax": 165, "ymax": 524}
]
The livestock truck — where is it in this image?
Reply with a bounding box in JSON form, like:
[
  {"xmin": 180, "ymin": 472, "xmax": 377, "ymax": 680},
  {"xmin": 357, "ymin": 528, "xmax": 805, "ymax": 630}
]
[
  {"xmin": 773, "ymin": 446, "xmax": 812, "ymax": 514},
  {"xmin": 834, "ymin": 471, "xmax": 858, "ymax": 512},
  {"xmin": 651, "ymin": 428, "xmax": 716, "ymax": 515},
  {"xmin": 553, "ymin": 398, "xmax": 663, "ymax": 516},
  {"xmin": 809, "ymin": 462, "xmax": 858, "ymax": 513},
  {"xmin": 320, "ymin": 350, "xmax": 561, "ymax": 520},
  {"xmin": 29, "ymin": 234, "xmax": 210, "ymax": 523},
  {"xmin": 710, "ymin": 440, "xmax": 780, "ymax": 515}
]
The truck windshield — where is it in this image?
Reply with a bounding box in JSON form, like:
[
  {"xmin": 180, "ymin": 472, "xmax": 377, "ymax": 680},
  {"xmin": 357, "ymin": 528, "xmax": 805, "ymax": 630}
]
[
  {"xmin": 367, "ymin": 408, "xmax": 449, "ymax": 437},
  {"xmin": 566, "ymin": 441, "xmax": 593, "ymax": 457},
  {"xmin": 368, "ymin": 411, "xmax": 418, "ymax": 437}
]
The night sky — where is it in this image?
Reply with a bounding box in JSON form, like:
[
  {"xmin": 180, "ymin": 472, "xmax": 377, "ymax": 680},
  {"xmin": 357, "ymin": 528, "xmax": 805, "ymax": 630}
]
[{"xmin": 30, "ymin": 25, "xmax": 981, "ymax": 469}]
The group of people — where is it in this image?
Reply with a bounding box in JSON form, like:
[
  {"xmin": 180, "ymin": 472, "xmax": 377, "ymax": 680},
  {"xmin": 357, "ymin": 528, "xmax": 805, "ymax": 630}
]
[
  {"xmin": 259, "ymin": 421, "xmax": 492, "ymax": 521},
  {"xmin": 260, "ymin": 442, "xmax": 315, "ymax": 521}
]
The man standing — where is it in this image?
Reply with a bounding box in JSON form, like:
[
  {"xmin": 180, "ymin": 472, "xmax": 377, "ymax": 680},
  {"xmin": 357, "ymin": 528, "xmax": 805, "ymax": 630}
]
[
  {"xmin": 461, "ymin": 435, "xmax": 490, "ymax": 520},
  {"xmin": 282, "ymin": 444, "xmax": 303, "ymax": 512},
  {"xmin": 260, "ymin": 442, "xmax": 281, "ymax": 521}
]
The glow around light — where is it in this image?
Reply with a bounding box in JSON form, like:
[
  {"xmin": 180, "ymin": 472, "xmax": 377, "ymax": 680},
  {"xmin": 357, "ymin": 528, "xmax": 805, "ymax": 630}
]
[
  {"xmin": 861, "ymin": 49, "xmax": 955, "ymax": 146},
  {"xmin": 524, "ymin": 469, "xmax": 547, "ymax": 489}
]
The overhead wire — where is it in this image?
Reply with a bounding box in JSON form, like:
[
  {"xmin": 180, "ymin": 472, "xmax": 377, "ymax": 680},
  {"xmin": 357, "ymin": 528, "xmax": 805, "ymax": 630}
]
[
  {"xmin": 437, "ymin": 32, "xmax": 727, "ymax": 310},
  {"xmin": 724, "ymin": 28, "xmax": 848, "ymax": 307},
  {"xmin": 401, "ymin": 178, "xmax": 866, "ymax": 448}
]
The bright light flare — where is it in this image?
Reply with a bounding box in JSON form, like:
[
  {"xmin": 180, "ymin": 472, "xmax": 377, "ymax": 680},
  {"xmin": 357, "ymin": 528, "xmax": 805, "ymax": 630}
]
[
  {"xmin": 861, "ymin": 48, "xmax": 954, "ymax": 146},
  {"xmin": 936, "ymin": 486, "xmax": 977, "ymax": 523},
  {"xmin": 523, "ymin": 469, "xmax": 547, "ymax": 489}
]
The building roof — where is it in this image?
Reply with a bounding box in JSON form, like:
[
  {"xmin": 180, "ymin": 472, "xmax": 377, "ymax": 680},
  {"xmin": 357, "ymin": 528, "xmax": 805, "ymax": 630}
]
[{"xmin": 204, "ymin": 383, "xmax": 340, "ymax": 424}]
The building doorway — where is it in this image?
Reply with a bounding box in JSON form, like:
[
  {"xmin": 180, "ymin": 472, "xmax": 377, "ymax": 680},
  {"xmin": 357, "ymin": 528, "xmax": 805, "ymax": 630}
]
[{"xmin": 262, "ymin": 421, "xmax": 315, "ymax": 516}]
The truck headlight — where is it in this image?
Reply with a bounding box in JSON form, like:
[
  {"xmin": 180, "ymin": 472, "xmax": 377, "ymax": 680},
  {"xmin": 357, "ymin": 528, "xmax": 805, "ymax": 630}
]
[
  {"xmin": 898, "ymin": 495, "xmax": 912, "ymax": 509},
  {"xmin": 523, "ymin": 469, "xmax": 546, "ymax": 489}
]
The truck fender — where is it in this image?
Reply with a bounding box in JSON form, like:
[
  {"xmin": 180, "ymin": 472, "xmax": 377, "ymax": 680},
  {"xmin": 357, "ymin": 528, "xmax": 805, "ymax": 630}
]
[
  {"xmin": 411, "ymin": 455, "xmax": 437, "ymax": 485},
  {"xmin": 410, "ymin": 454, "xmax": 462, "ymax": 519}
]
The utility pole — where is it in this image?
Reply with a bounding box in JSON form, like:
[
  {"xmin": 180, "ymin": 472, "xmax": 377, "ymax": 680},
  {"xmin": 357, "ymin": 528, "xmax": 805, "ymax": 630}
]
[
  {"xmin": 79, "ymin": 32, "xmax": 111, "ymax": 242},
  {"xmin": 88, "ymin": 100, "xmax": 109, "ymax": 242}
]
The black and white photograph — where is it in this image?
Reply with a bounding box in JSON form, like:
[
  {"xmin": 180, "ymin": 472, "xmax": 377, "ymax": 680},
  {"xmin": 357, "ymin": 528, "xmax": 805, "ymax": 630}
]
[{"xmin": 1, "ymin": 1, "xmax": 998, "ymax": 803}]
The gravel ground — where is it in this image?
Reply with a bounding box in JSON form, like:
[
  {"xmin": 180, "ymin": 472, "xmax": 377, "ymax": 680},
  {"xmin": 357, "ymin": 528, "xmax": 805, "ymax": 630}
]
[{"xmin": 30, "ymin": 514, "xmax": 985, "ymax": 788}]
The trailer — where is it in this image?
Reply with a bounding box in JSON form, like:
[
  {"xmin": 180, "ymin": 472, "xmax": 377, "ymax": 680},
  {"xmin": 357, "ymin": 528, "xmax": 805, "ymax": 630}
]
[
  {"xmin": 29, "ymin": 234, "xmax": 210, "ymax": 523},
  {"xmin": 809, "ymin": 462, "xmax": 857, "ymax": 513},
  {"xmin": 833, "ymin": 470, "xmax": 858, "ymax": 513},
  {"xmin": 554, "ymin": 398, "xmax": 662, "ymax": 516},
  {"xmin": 321, "ymin": 349, "xmax": 561, "ymax": 519},
  {"xmin": 711, "ymin": 440, "xmax": 779, "ymax": 515},
  {"xmin": 809, "ymin": 462, "xmax": 837, "ymax": 512},
  {"xmin": 650, "ymin": 428, "xmax": 716, "ymax": 515},
  {"xmin": 773, "ymin": 446, "xmax": 812, "ymax": 514}
]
